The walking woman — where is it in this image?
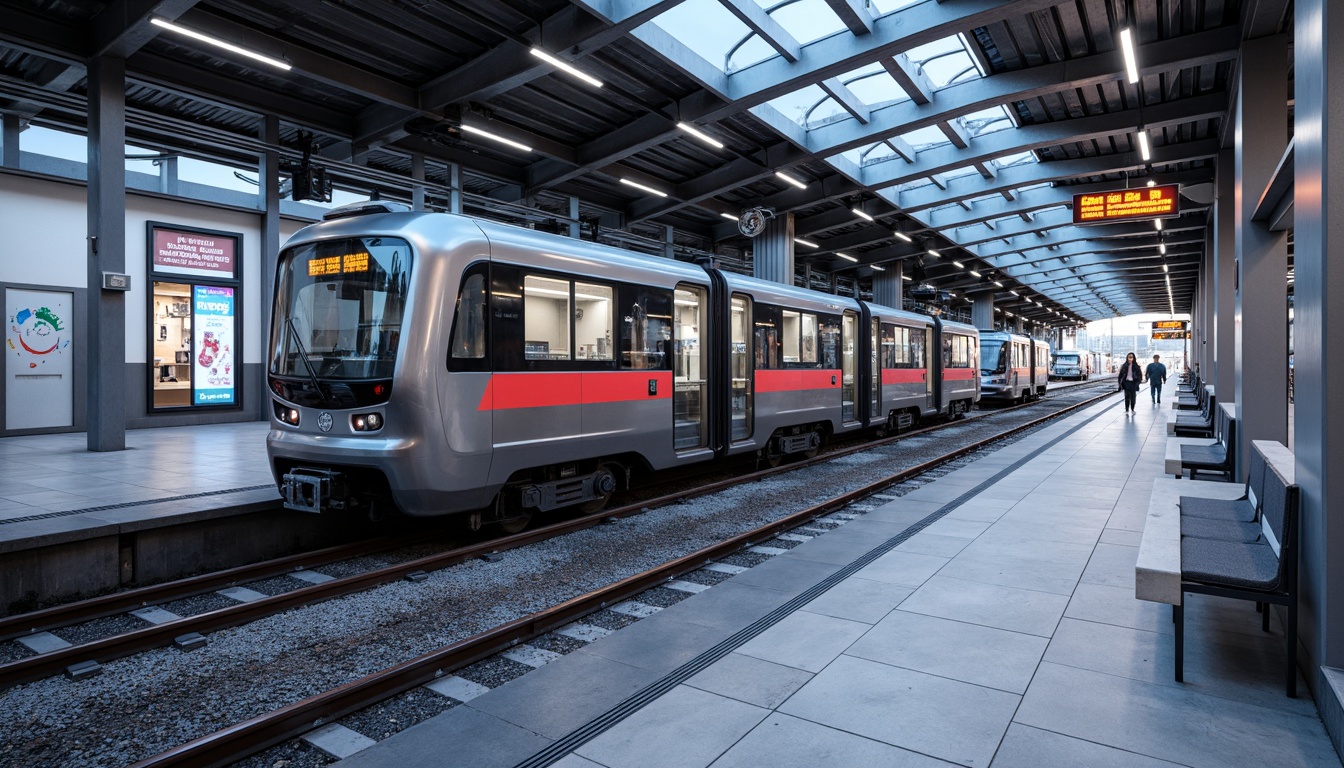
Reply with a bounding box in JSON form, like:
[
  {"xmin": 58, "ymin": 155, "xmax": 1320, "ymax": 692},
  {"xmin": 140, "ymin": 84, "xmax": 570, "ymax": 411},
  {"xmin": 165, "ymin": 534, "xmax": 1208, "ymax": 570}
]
[{"xmin": 1117, "ymin": 352, "xmax": 1143, "ymax": 414}]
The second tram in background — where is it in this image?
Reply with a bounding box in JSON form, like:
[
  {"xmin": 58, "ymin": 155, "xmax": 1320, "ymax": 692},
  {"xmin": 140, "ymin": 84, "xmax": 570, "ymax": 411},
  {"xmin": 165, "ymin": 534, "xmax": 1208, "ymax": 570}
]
[
  {"xmin": 978, "ymin": 331, "xmax": 1050, "ymax": 403},
  {"xmin": 265, "ymin": 202, "xmax": 979, "ymax": 530}
]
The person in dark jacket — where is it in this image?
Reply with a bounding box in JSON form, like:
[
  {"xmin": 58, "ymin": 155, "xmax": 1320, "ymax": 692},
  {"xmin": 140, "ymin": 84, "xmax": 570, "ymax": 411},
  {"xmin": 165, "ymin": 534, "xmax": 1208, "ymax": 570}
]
[
  {"xmin": 1146, "ymin": 354, "xmax": 1168, "ymax": 404},
  {"xmin": 1117, "ymin": 352, "xmax": 1143, "ymax": 413}
]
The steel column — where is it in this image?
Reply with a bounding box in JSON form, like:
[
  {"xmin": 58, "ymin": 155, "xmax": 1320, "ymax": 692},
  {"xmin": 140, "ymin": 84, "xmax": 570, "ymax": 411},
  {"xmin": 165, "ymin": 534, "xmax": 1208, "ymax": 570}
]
[
  {"xmin": 2, "ymin": 113, "xmax": 20, "ymax": 167},
  {"xmin": 448, "ymin": 163, "xmax": 462, "ymax": 214},
  {"xmin": 752, "ymin": 213, "xmax": 795, "ymax": 285},
  {"xmin": 85, "ymin": 56, "xmax": 126, "ymax": 451},
  {"xmin": 1234, "ymin": 35, "xmax": 1290, "ymax": 476},
  {"xmin": 872, "ymin": 262, "xmax": 902, "ymax": 308},
  {"xmin": 259, "ymin": 114, "xmax": 281, "ymax": 421},
  {"xmin": 1213, "ymin": 149, "xmax": 1237, "ymax": 402},
  {"xmin": 971, "ymin": 291, "xmax": 993, "ymax": 330},
  {"xmin": 410, "ymin": 153, "xmax": 426, "ymax": 212},
  {"xmin": 568, "ymin": 196, "xmax": 581, "ymax": 239},
  {"xmin": 1293, "ymin": 0, "xmax": 1344, "ymax": 712}
]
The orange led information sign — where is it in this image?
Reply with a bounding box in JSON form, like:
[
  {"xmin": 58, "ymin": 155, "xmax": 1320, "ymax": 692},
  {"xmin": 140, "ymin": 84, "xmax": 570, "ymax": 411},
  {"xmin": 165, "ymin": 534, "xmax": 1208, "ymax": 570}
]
[
  {"xmin": 307, "ymin": 252, "xmax": 370, "ymax": 277},
  {"xmin": 1073, "ymin": 184, "xmax": 1180, "ymax": 224},
  {"xmin": 1152, "ymin": 330, "xmax": 1191, "ymax": 340},
  {"xmin": 1153, "ymin": 320, "xmax": 1187, "ymax": 330}
]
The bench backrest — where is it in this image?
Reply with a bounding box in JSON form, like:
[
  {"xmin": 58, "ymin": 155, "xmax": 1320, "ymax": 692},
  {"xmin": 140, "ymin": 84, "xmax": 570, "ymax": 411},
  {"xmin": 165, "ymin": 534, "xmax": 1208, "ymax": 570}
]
[
  {"xmin": 1245, "ymin": 444, "xmax": 1268, "ymax": 512},
  {"xmin": 1257, "ymin": 441, "xmax": 1298, "ymax": 592},
  {"xmin": 1216, "ymin": 403, "xmax": 1237, "ymax": 451}
]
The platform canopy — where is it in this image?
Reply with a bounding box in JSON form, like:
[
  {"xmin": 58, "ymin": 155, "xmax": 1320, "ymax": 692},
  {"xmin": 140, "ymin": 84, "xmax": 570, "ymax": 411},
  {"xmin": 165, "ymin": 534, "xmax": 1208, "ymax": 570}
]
[{"xmin": 0, "ymin": 0, "xmax": 1293, "ymax": 322}]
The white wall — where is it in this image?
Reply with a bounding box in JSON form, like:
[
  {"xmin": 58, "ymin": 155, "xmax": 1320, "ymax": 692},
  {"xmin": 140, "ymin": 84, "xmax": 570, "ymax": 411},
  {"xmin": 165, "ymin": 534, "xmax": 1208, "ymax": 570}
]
[{"xmin": 0, "ymin": 173, "xmax": 316, "ymax": 367}]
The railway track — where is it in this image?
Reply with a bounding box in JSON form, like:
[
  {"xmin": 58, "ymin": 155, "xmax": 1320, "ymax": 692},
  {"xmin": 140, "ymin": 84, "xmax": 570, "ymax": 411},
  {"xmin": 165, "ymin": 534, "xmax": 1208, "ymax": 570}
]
[
  {"xmin": 99, "ymin": 382, "xmax": 1118, "ymax": 768},
  {"xmin": 0, "ymin": 379, "xmax": 1110, "ymax": 694}
]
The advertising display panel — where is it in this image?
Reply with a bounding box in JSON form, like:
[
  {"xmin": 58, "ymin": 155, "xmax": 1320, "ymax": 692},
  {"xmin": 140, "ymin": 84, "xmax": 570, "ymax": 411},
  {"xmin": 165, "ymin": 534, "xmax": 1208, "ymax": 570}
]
[{"xmin": 192, "ymin": 286, "xmax": 236, "ymax": 405}]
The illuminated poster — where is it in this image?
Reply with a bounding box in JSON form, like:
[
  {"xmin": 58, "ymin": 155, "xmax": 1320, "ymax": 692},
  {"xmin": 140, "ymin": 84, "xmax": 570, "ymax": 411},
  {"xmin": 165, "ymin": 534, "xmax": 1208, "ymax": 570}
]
[
  {"xmin": 6, "ymin": 289, "xmax": 74, "ymax": 430},
  {"xmin": 192, "ymin": 285, "xmax": 235, "ymax": 405}
]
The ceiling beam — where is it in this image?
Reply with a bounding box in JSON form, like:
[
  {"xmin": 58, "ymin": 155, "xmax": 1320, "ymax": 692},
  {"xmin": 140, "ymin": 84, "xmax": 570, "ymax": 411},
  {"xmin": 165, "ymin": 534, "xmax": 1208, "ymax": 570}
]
[
  {"xmin": 719, "ymin": 0, "xmax": 801, "ymax": 62},
  {"xmin": 91, "ymin": 0, "xmax": 200, "ymax": 59}
]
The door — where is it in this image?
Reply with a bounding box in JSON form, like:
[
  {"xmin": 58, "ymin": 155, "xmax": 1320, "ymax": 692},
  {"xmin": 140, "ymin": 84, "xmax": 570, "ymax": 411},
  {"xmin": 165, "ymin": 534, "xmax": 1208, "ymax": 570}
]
[
  {"xmin": 841, "ymin": 312, "xmax": 857, "ymax": 422},
  {"xmin": 923, "ymin": 328, "xmax": 935, "ymax": 409},
  {"xmin": 870, "ymin": 318, "xmax": 880, "ymax": 417},
  {"xmin": 6, "ymin": 289, "xmax": 74, "ymax": 431},
  {"xmin": 673, "ymin": 284, "xmax": 707, "ymax": 450},
  {"xmin": 730, "ymin": 294, "xmax": 752, "ymax": 440}
]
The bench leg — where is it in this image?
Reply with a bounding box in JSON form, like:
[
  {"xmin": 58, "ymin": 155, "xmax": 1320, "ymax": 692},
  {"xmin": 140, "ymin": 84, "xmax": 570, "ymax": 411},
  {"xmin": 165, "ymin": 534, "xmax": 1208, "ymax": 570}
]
[
  {"xmin": 1288, "ymin": 599, "xmax": 1298, "ymax": 698},
  {"xmin": 1263, "ymin": 602, "xmax": 1270, "ymax": 632},
  {"xmin": 1174, "ymin": 602, "xmax": 1184, "ymax": 683}
]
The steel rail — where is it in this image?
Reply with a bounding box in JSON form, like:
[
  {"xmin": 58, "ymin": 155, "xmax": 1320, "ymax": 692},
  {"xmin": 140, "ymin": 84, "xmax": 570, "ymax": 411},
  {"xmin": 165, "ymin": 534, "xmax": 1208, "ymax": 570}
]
[
  {"xmin": 0, "ymin": 380, "xmax": 1110, "ymax": 690},
  {"xmin": 126, "ymin": 388, "xmax": 1115, "ymax": 768}
]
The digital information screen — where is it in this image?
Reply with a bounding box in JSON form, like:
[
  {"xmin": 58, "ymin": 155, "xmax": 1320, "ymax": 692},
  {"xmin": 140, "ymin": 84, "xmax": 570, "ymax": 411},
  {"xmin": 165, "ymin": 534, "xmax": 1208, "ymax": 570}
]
[
  {"xmin": 307, "ymin": 252, "xmax": 371, "ymax": 277},
  {"xmin": 1153, "ymin": 320, "xmax": 1188, "ymax": 330},
  {"xmin": 1152, "ymin": 330, "xmax": 1192, "ymax": 340},
  {"xmin": 1073, "ymin": 184, "xmax": 1180, "ymax": 224}
]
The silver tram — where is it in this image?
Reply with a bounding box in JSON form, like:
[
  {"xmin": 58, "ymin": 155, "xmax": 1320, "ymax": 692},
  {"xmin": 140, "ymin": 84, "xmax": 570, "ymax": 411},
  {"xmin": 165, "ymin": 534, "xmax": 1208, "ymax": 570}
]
[
  {"xmin": 267, "ymin": 202, "xmax": 979, "ymax": 528},
  {"xmin": 977, "ymin": 330, "xmax": 1050, "ymax": 402}
]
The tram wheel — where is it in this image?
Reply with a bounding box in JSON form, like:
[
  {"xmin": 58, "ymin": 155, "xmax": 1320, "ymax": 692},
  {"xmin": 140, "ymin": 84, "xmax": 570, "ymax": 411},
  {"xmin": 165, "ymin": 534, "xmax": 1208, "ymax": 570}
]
[{"xmin": 578, "ymin": 464, "xmax": 620, "ymax": 515}]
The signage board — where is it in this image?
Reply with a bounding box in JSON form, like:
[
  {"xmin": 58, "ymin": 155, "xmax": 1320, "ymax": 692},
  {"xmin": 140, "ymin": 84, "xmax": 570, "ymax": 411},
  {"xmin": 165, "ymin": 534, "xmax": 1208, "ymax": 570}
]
[
  {"xmin": 152, "ymin": 227, "xmax": 237, "ymax": 279},
  {"xmin": 1073, "ymin": 184, "xmax": 1180, "ymax": 224},
  {"xmin": 1152, "ymin": 330, "xmax": 1191, "ymax": 340},
  {"xmin": 1153, "ymin": 320, "xmax": 1187, "ymax": 330}
]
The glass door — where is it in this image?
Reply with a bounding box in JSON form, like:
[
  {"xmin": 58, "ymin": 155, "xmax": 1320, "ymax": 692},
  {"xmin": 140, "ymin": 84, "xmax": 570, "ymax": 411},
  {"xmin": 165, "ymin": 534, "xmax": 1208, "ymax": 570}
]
[
  {"xmin": 730, "ymin": 295, "xmax": 752, "ymax": 440},
  {"xmin": 870, "ymin": 318, "xmax": 880, "ymax": 416},
  {"xmin": 841, "ymin": 312, "xmax": 857, "ymax": 422},
  {"xmin": 673, "ymin": 285, "xmax": 707, "ymax": 450},
  {"xmin": 924, "ymin": 328, "xmax": 935, "ymax": 408}
]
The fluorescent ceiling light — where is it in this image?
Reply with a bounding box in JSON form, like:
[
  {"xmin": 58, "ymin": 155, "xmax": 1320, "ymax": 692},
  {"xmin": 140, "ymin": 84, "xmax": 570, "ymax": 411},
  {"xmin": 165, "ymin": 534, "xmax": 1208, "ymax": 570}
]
[
  {"xmin": 620, "ymin": 178, "xmax": 668, "ymax": 197},
  {"xmin": 927, "ymin": 249, "xmax": 941, "ymax": 258},
  {"xmin": 1010, "ymin": 290, "xmax": 1020, "ymax": 296},
  {"xmin": 795, "ymin": 238, "xmax": 819, "ymax": 248},
  {"xmin": 1137, "ymin": 130, "xmax": 1151, "ymax": 161},
  {"xmin": 721, "ymin": 212, "xmax": 738, "ymax": 221},
  {"xmin": 1155, "ymin": 218, "xmax": 1164, "ymax": 231},
  {"xmin": 949, "ymin": 292, "xmax": 957, "ymax": 297},
  {"xmin": 460, "ymin": 124, "xmax": 532, "ymax": 152},
  {"xmin": 677, "ymin": 122, "xmax": 723, "ymax": 149},
  {"xmin": 1162, "ymin": 263, "xmax": 1169, "ymax": 273},
  {"xmin": 994, "ymin": 280, "xmax": 1005, "ymax": 287},
  {"xmin": 151, "ymin": 18, "xmax": 292, "ymax": 70},
  {"xmin": 872, "ymin": 265, "xmax": 886, "ymax": 272},
  {"xmin": 852, "ymin": 207, "xmax": 874, "ymax": 222},
  {"xmin": 1147, "ymin": 180, "xmax": 1156, "ymax": 187},
  {"xmin": 970, "ymin": 270, "xmax": 982, "ymax": 278},
  {"xmin": 836, "ymin": 252, "xmax": 858, "ymax": 262},
  {"xmin": 530, "ymin": 48, "xmax": 603, "ymax": 87},
  {"xmin": 1119, "ymin": 28, "xmax": 1140, "ymax": 85},
  {"xmin": 893, "ymin": 231, "xmax": 913, "ymax": 243},
  {"xmin": 953, "ymin": 260, "xmax": 965, "ymax": 269},
  {"xmin": 901, "ymin": 274, "xmax": 911, "ymax": 281},
  {"xmin": 775, "ymin": 171, "xmax": 807, "ymax": 189},
  {"xmin": 1159, "ymin": 242, "xmax": 1167, "ymax": 254}
]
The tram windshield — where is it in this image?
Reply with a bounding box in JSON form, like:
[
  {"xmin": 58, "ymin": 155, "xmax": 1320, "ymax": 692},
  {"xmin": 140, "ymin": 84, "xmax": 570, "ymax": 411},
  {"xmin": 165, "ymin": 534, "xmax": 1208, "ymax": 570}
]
[
  {"xmin": 979, "ymin": 340, "xmax": 1007, "ymax": 374},
  {"xmin": 271, "ymin": 237, "xmax": 412, "ymax": 380}
]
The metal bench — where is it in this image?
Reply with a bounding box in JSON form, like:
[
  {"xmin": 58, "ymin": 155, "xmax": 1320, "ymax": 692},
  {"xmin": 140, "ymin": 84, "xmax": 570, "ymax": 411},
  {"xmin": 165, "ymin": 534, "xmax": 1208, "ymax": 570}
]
[
  {"xmin": 1176, "ymin": 441, "xmax": 1299, "ymax": 697},
  {"xmin": 1168, "ymin": 392, "xmax": 1217, "ymax": 437},
  {"xmin": 1172, "ymin": 380, "xmax": 1209, "ymax": 411},
  {"xmin": 1164, "ymin": 402, "xmax": 1236, "ymax": 480}
]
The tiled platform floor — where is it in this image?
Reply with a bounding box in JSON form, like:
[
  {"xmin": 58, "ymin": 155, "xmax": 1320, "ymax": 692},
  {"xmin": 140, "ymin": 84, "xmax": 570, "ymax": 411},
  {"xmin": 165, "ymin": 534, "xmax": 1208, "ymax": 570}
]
[
  {"xmin": 336, "ymin": 394, "xmax": 1339, "ymax": 768},
  {"xmin": 0, "ymin": 422, "xmax": 272, "ymax": 524}
]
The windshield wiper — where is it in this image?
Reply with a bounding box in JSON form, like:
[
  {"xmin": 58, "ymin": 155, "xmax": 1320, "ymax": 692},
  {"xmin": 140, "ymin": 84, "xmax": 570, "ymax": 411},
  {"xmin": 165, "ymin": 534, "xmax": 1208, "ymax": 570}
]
[{"xmin": 286, "ymin": 318, "xmax": 331, "ymax": 407}]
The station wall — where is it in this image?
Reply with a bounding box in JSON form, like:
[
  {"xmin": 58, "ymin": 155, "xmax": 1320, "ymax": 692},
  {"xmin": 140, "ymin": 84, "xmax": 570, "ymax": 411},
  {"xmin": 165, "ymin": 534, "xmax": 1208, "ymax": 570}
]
[{"xmin": 0, "ymin": 171, "xmax": 310, "ymax": 434}]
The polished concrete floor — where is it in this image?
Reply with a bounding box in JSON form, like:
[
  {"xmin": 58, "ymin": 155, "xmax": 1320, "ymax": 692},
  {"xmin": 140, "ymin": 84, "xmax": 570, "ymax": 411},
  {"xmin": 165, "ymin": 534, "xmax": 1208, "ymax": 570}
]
[{"xmin": 335, "ymin": 394, "xmax": 1338, "ymax": 768}]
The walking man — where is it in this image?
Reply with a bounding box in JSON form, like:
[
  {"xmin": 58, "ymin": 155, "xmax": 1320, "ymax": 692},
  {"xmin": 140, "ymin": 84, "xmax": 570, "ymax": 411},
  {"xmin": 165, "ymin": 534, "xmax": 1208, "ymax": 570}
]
[{"xmin": 1146, "ymin": 354, "xmax": 1168, "ymax": 404}]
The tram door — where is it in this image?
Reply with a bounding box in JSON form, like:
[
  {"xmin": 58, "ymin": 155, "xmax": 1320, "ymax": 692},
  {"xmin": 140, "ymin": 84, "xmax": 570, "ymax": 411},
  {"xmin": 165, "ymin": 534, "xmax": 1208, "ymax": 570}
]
[
  {"xmin": 672, "ymin": 284, "xmax": 708, "ymax": 450},
  {"xmin": 730, "ymin": 295, "xmax": 753, "ymax": 440},
  {"xmin": 923, "ymin": 327, "xmax": 936, "ymax": 409},
  {"xmin": 841, "ymin": 312, "xmax": 858, "ymax": 423},
  {"xmin": 870, "ymin": 318, "xmax": 880, "ymax": 419}
]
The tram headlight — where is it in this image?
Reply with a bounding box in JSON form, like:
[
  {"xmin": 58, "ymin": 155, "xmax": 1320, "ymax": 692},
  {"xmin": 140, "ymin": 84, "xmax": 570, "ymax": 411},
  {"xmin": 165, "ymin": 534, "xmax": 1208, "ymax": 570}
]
[
  {"xmin": 351, "ymin": 412, "xmax": 384, "ymax": 432},
  {"xmin": 274, "ymin": 402, "xmax": 300, "ymax": 426}
]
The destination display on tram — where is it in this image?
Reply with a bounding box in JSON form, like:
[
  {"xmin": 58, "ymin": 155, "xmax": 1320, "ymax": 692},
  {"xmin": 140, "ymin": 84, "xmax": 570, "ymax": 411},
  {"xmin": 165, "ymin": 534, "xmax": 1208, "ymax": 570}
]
[
  {"xmin": 1073, "ymin": 184, "xmax": 1180, "ymax": 224},
  {"xmin": 307, "ymin": 252, "xmax": 371, "ymax": 277}
]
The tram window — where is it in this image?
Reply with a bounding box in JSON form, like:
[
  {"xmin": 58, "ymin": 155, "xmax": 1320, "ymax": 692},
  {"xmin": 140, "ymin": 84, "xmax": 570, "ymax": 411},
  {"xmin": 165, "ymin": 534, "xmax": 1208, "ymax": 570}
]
[
  {"xmin": 781, "ymin": 310, "xmax": 801, "ymax": 362},
  {"xmin": 818, "ymin": 316, "xmax": 840, "ymax": 368},
  {"xmin": 450, "ymin": 272, "xmax": 487, "ymax": 361},
  {"xmin": 523, "ymin": 275, "xmax": 571, "ymax": 360},
  {"xmin": 574, "ymin": 282, "xmax": 613, "ymax": 361},
  {"xmin": 800, "ymin": 313, "xmax": 819, "ymax": 364},
  {"xmin": 880, "ymin": 324, "xmax": 897, "ymax": 368},
  {"xmin": 754, "ymin": 304, "xmax": 781, "ymax": 369},
  {"xmin": 619, "ymin": 285, "xmax": 672, "ymax": 370}
]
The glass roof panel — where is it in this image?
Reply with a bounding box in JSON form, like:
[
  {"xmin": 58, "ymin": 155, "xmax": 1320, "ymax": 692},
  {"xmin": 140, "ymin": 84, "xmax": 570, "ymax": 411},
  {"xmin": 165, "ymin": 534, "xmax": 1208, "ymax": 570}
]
[
  {"xmin": 766, "ymin": 83, "xmax": 828, "ymax": 127},
  {"xmin": 728, "ymin": 35, "xmax": 779, "ymax": 71},
  {"xmin": 944, "ymin": 166, "xmax": 982, "ymax": 181},
  {"xmin": 843, "ymin": 69, "xmax": 908, "ymax": 108},
  {"xmin": 759, "ymin": 0, "xmax": 845, "ymax": 45},
  {"xmin": 645, "ymin": 0, "xmax": 751, "ymax": 72},
  {"xmin": 994, "ymin": 151, "xmax": 1038, "ymax": 168},
  {"xmin": 899, "ymin": 124, "xmax": 948, "ymax": 151}
]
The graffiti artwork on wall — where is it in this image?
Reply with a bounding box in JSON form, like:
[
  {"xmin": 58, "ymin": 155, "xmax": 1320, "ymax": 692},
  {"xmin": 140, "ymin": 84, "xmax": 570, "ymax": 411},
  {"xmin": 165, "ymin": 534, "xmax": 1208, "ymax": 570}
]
[{"xmin": 8, "ymin": 305, "xmax": 71, "ymax": 367}]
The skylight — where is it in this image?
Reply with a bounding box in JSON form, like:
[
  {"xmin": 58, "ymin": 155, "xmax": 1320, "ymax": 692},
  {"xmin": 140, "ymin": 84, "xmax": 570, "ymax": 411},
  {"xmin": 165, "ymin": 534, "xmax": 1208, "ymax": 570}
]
[{"xmin": 645, "ymin": 0, "xmax": 751, "ymax": 73}]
